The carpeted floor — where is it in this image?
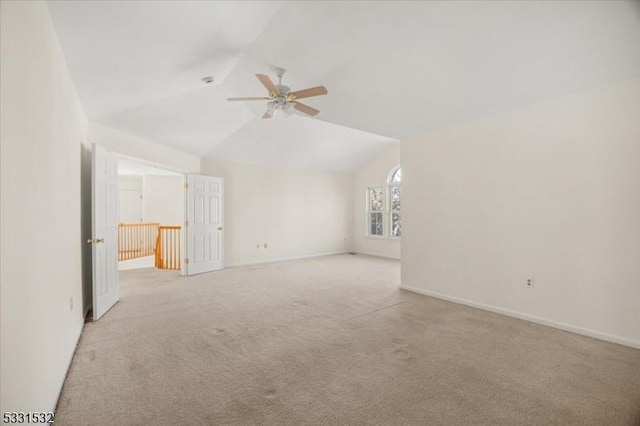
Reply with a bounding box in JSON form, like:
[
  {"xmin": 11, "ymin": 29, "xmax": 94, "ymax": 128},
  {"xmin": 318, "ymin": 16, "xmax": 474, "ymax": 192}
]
[{"xmin": 56, "ymin": 254, "xmax": 640, "ymax": 425}]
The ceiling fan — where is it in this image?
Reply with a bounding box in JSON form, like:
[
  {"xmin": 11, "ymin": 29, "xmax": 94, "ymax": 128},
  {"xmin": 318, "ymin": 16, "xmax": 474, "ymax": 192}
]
[{"xmin": 227, "ymin": 68, "xmax": 327, "ymax": 119}]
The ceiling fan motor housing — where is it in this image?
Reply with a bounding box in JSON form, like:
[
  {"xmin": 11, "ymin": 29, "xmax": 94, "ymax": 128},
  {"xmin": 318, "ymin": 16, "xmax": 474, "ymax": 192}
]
[{"xmin": 276, "ymin": 84, "xmax": 291, "ymax": 95}]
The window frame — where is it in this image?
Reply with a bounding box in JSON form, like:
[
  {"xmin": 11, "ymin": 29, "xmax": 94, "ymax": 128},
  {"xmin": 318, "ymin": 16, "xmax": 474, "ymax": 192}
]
[{"xmin": 366, "ymin": 186, "xmax": 385, "ymax": 238}]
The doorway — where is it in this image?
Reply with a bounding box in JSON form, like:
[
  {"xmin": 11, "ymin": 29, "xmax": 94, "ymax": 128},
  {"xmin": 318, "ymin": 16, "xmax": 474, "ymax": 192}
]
[{"xmin": 116, "ymin": 158, "xmax": 185, "ymax": 273}]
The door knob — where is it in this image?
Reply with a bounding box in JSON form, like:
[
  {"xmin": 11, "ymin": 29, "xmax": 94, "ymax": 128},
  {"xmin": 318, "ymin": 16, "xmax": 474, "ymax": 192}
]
[{"xmin": 86, "ymin": 238, "xmax": 105, "ymax": 244}]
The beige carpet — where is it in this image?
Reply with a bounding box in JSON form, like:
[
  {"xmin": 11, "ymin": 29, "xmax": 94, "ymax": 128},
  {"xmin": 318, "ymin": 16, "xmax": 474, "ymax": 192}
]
[{"xmin": 56, "ymin": 254, "xmax": 640, "ymax": 425}]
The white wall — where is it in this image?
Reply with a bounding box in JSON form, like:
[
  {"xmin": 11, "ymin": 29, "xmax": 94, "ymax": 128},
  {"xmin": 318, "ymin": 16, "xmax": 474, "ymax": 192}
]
[
  {"xmin": 401, "ymin": 78, "xmax": 640, "ymax": 348},
  {"xmin": 119, "ymin": 176, "xmax": 143, "ymax": 191},
  {"xmin": 118, "ymin": 176, "xmax": 143, "ymax": 223},
  {"xmin": 353, "ymin": 145, "xmax": 401, "ymax": 259},
  {"xmin": 1, "ymin": 1, "xmax": 87, "ymax": 414},
  {"xmin": 89, "ymin": 122, "xmax": 200, "ymax": 174},
  {"xmin": 117, "ymin": 175, "xmax": 183, "ymax": 225},
  {"xmin": 202, "ymin": 159, "xmax": 352, "ymax": 267},
  {"xmin": 143, "ymin": 176, "xmax": 184, "ymax": 226}
]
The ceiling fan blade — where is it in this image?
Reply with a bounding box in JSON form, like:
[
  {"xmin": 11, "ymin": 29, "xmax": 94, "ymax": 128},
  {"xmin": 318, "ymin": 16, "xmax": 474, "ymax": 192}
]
[
  {"xmin": 289, "ymin": 86, "xmax": 327, "ymax": 100},
  {"xmin": 227, "ymin": 97, "xmax": 270, "ymax": 101},
  {"xmin": 293, "ymin": 101, "xmax": 320, "ymax": 117},
  {"xmin": 256, "ymin": 74, "xmax": 279, "ymax": 95},
  {"xmin": 262, "ymin": 109, "xmax": 273, "ymax": 119}
]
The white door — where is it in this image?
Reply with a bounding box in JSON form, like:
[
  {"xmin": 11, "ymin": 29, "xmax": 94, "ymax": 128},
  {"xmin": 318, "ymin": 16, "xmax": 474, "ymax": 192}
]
[
  {"xmin": 185, "ymin": 174, "xmax": 223, "ymax": 275},
  {"xmin": 91, "ymin": 144, "xmax": 119, "ymax": 320}
]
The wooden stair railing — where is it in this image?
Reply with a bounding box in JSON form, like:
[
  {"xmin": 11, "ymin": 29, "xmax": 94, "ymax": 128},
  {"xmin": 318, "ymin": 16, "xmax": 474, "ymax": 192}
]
[
  {"xmin": 155, "ymin": 226, "xmax": 181, "ymax": 270},
  {"xmin": 118, "ymin": 223, "xmax": 160, "ymax": 261}
]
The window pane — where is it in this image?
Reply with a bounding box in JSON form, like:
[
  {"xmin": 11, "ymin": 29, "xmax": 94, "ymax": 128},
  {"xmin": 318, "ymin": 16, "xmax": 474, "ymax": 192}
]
[
  {"xmin": 390, "ymin": 186, "xmax": 401, "ymax": 211},
  {"xmin": 368, "ymin": 187, "xmax": 383, "ymax": 212},
  {"xmin": 369, "ymin": 212, "xmax": 383, "ymax": 236},
  {"xmin": 391, "ymin": 213, "xmax": 401, "ymax": 237}
]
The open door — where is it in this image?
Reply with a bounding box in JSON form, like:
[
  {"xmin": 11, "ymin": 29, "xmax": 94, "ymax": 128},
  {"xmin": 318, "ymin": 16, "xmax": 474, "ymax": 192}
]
[
  {"xmin": 90, "ymin": 144, "xmax": 119, "ymax": 320},
  {"xmin": 185, "ymin": 174, "xmax": 224, "ymax": 275}
]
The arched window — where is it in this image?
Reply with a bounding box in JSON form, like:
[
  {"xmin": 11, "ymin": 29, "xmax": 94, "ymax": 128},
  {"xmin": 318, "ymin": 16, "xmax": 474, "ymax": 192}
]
[{"xmin": 388, "ymin": 166, "xmax": 401, "ymax": 238}]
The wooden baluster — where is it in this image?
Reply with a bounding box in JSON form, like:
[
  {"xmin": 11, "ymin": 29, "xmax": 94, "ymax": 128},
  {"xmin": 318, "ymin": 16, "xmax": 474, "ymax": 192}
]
[{"xmin": 161, "ymin": 227, "xmax": 165, "ymax": 269}]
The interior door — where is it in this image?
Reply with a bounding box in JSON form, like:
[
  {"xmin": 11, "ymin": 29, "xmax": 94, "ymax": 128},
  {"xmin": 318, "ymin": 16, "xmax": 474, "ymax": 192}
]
[
  {"xmin": 185, "ymin": 174, "xmax": 223, "ymax": 275},
  {"xmin": 91, "ymin": 144, "xmax": 119, "ymax": 320}
]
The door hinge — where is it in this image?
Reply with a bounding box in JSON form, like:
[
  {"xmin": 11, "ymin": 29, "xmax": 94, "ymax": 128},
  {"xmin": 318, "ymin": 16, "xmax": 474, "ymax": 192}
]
[
  {"xmin": 184, "ymin": 183, "xmax": 189, "ymax": 189},
  {"xmin": 184, "ymin": 220, "xmax": 189, "ymax": 227},
  {"xmin": 184, "ymin": 258, "xmax": 189, "ymax": 264}
]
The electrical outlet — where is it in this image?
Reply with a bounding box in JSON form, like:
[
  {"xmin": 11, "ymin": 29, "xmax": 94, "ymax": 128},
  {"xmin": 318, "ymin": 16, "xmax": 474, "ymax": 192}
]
[
  {"xmin": 264, "ymin": 243, "xmax": 267, "ymax": 249},
  {"xmin": 526, "ymin": 278, "xmax": 534, "ymax": 289},
  {"xmin": 70, "ymin": 297, "xmax": 74, "ymax": 311},
  {"xmin": 256, "ymin": 244, "xmax": 260, "ymax": 249}
]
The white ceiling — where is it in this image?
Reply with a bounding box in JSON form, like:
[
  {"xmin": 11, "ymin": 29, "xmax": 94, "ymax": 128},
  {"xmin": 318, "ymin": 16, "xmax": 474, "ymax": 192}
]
[
  {"xmin": 206, "ymin": 114, "xmax": 395, "ymax": 172},
  {"xmin": 48, "ymin": 1, "xmax": 640, "ymax": 171},
  {"xmin": 47, "ymin": 1, "xmax": 283, "ymax": 117}
]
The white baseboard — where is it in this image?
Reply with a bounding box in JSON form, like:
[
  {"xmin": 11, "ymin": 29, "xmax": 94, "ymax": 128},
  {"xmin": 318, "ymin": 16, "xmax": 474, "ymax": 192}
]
[
  {"xmin": 226, "ymin": 251, "xmax": 347, "ymax": 269},
  {"xmin": 400, "ymin": 284, "xmax": 640, "ymax": 350},
  {"xmin": 353, "ymin": 251, "xmax": 401, "ymax": 260}
]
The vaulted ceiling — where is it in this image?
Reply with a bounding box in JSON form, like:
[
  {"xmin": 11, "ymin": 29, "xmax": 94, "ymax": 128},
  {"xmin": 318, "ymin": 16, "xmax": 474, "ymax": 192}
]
[{"xmin": 48, "ymin": 1, "xmax": 640, "ymax": 172}]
